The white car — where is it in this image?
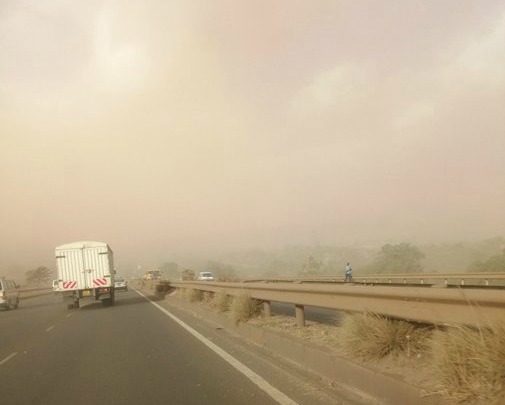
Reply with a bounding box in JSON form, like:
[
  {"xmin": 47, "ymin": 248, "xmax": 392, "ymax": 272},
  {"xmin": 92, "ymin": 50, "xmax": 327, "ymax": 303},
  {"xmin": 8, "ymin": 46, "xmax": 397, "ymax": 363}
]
[
  {"xmin": 0, "ymin": 278, "xmax": 20, "ymax": 310},
  {"xmin": 114, "ymin": 278, "xmax": 128, "ymax": 291},
  {"xmin": 197, "ymin": 272, "xmax": 214, "ymax": 281},
  {"xmin": 52, "ymin": 280, "xmax": 60, "ymax": 292}
]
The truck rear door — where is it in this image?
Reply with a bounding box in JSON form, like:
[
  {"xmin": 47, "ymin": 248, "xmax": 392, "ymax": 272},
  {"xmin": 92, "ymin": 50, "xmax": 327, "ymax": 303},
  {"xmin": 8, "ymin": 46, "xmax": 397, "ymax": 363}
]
[
  {"xmin": 82, "ymin": 245, "xmax": 113, "ymax": 288},
  {"xmin": 56, "ymin": 247, "xmax": 87, "ymax": 290}
]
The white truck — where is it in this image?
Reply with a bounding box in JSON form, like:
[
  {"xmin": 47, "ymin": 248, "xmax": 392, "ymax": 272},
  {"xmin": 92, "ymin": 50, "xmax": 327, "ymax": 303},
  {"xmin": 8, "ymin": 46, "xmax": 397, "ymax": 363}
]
[{"xmin": 55, "ymin": 241, "xmax": 115, "ymax": 309}]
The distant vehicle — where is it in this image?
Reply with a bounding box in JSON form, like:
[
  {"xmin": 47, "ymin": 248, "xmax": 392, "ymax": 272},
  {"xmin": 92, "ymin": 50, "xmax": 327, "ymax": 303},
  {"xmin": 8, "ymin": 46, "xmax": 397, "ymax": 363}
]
[
  {"xmin": 142, "ymin": 270, "xmax": 162, "ymax": 281},
  {"xmin": 180, "ymin": 269, "xmax": 195, "ymax": 281},
  {"xmin": 197, "ymin": 272, "xmax": 214, "ymax": 281},
  {"xmin": 55, "ymin": 241, "xmax": 115, "ymax": 309},
  {"xmin": 114, "ymin": 277, "xmax": 128, "ymax": 291},
  {"xmin": 0, "ymin": 278, "xmax": 20, "ymax": 310},
  {"xmin": 52, "ymin": 279, "xmax": 60, "ymax": 293}
]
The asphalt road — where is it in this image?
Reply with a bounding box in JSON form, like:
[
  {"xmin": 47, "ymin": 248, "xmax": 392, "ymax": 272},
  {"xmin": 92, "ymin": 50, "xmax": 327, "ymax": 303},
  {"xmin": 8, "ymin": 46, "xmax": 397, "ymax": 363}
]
[{"xmin": 0, "ymin": 289, "xmax": 360, "ymax": 405}]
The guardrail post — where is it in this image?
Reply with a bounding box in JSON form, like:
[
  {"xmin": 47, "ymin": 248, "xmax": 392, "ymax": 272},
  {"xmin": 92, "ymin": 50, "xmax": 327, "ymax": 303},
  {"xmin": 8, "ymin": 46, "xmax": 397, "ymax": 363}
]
[
  {"xmin": 263, "ymin": 301, "xmax": 272, "ymax": 317},
  {"xmin": 295, "ymin": 304, "xmax": 305, "ymax": 327}
]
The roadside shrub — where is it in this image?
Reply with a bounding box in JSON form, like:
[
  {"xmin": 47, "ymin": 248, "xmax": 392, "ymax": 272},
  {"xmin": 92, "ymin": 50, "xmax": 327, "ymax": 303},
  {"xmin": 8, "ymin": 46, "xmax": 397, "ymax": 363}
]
[
  {"xmin": 230, "ymin": 294, "xmax": 262, "ymax": 324},
  {"xmin": 213, "ymin": 292, "xmax": 231, "ymax": 312},
  {"xmin": 186, "ymin": 288, "xmax": 203, "ymax": 303},
  {"xmin": 430, "ymin": 321, "xmax": 505, "ymax": 403},
  {"xmin": 202, "ymin": 291, "xmax": 214, "ymax": 305},
  {"xmin": 341, "ymin": 311, "xmax": 431, "ymax": 360}
]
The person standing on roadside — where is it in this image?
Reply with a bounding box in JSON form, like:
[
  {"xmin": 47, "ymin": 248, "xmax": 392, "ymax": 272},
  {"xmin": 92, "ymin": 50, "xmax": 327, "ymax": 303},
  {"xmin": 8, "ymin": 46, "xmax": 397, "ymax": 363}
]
[{"xmin": 344, "ymin": 262, "xmax": 352, "ymax": 282}]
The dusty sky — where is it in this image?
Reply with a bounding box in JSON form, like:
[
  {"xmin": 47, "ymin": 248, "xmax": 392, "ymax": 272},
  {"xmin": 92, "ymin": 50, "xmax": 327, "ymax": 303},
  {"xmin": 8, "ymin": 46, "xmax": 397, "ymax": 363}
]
[{"xmin": 1, "ymin": 0, "xmax": 504, "ymax": 276}]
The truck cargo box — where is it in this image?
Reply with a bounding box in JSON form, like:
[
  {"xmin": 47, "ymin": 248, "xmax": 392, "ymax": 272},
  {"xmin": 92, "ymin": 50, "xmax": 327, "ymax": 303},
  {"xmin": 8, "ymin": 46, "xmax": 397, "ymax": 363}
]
[{"xmin": 55, "ymin": 241, "xmax": 114, "ymax": 292}]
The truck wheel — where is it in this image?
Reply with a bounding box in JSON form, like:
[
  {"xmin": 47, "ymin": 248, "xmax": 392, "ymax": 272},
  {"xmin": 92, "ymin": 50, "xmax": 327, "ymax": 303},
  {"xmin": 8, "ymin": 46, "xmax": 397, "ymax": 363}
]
[
  {"xmin": 102, "ymin": 298, "xmax": 112, "ymax": 307},
  {"xmin": 67, "ymin": 303, "xmax": 74, "ymax": 310},
  {"xmin": 73, "ymin": 300, "xmax": 80, "ymax": 309}
]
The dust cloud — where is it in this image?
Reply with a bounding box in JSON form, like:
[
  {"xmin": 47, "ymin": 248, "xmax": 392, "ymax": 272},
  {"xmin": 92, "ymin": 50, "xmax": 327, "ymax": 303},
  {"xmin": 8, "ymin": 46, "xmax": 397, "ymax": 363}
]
[{"xmin": 1, "ymin": 1, "xmax": 504, "ymax": 279}]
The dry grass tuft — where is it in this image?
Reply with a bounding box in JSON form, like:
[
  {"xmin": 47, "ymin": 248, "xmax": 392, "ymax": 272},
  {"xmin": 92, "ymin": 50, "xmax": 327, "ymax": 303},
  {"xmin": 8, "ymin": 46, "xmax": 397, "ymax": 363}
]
[
  {"xmin": 341, "ymin": 311, "xmax": 431, "ymax": 361},
  {"xmin": 213, "ymin": 292, "xmax": 231, "ymax": 312},
  {"xmin": 430, "ymin": 321, "xmax": 505, "ymax": 403},
  {"xmin": 202, "ymin": 291, "xmax": 214, "ymax": 305},
  {"xmin": 186, "ymin": 288, "xmax": 203, "ymax": 303},
  {"xmin": 230, "ymin": 294, "xmax": 262, "ymax": 324}
]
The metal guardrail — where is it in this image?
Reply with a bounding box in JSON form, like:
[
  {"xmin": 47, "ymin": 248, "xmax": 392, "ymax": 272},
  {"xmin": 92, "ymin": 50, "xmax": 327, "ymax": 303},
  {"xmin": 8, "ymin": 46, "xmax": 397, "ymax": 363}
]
[
  {"xmin": 19, "ymin": 286, "xmax": 52, "ymax": 293},
  {"xmin": 242, "ymin": 272, "xmax": 505, "ymax": 286},
  {"xmin": 19, "ymin": 287, "xmax": 53, "ymax": 299},
  {"xmin": 166, "ymin": 280, "xmax": 505, "ymax": 328}
]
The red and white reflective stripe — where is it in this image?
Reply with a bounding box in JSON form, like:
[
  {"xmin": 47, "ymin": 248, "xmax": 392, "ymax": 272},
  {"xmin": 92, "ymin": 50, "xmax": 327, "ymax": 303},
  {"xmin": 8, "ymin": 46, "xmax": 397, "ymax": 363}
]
[
  {"xmin": 92, "ymin": 278, "xmax": 108, "ymax": 286},
  {"xmin": 63, "ymin": 281, "xmax": 77, "ymax": 289}
]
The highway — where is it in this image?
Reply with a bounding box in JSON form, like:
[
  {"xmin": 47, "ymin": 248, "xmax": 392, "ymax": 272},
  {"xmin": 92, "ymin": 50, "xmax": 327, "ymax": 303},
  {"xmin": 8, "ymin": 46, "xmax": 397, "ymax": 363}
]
[{"xmin": 0, "ymin": 289, "xmax": 360, "ymax": 405}]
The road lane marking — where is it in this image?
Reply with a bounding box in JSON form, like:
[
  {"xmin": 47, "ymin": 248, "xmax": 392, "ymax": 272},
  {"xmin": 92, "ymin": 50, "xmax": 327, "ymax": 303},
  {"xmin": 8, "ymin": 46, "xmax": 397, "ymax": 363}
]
[
  {"xmin": 46, "ymin": 326, "xmax": 55, "ymax": 332},
  {"xmin": 134, "ymin": 289, "xmax": 299, "ymax": 405},
  {"xmin": 0, "ymin": 352, "xmax": 18, "ymax": 366}
]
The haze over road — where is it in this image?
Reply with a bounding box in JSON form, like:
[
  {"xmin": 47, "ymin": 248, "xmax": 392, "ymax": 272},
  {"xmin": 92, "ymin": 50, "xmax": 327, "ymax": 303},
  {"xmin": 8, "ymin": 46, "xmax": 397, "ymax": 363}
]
[{"xmin": 1, "ymin": 1, "xmax": 505, "ymax": 276}]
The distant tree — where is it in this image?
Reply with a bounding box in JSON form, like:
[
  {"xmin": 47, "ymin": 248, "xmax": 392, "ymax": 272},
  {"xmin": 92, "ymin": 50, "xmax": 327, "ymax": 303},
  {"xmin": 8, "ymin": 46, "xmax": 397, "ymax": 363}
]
[
  {"xmin": 308, "ymin": 256, "xmax": 321, "ymax": 273},
  {"xmin": 159, "ymin": 262, "xmax": 179, "ymax": 279},
  {"xmin": 180, "ymin": 269, "xmax": 195, "ymax": 281},
  {"xmin": 25, "ymin": 266, "xmax": 53, "ymax": 286},
  {"xmin": 265, "ymin": 259, "xmax": 291, "ymax": 276},
  {"xmin": 206, "ymin": 261, "xmax": 238, "ymax": 281},
  {"xmin": 319, "ymin": 258, "xmax": 339, "ymax": 275},
  {"xmin": 467, "ymin": 252, "xmax": 505, "ymax": 272},
  {"xmin": 262, "ymin": 270, "xmax": 280, "ymax": 278},
  {"xmin": 420, "ymin": 237, "xmax": 505, "ymax": 272},
  {"xmin": 300, "ymin": 255, "xmax": 321, "ymax": 275},
  {"xmin": 475, "ymin": 236, "xmax": 505, "ymax": 256},
  {"xmin": 371, "ymin": 243, "xmax": 425, "ymax": 274}
]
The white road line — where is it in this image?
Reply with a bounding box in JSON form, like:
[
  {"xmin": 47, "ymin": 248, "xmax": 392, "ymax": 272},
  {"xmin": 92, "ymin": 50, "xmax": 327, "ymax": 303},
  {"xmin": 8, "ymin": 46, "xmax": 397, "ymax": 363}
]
[
  {"xmin": 0, "ymin": 352, "xmax": 18, "ymax": 366},
  {"xmin": 134, "ymin": 288, "xmax": 299, "ymax": 405},
  {"xmin": 46, "ymin": 326, "xmax": 55, "ymax": 332}
]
